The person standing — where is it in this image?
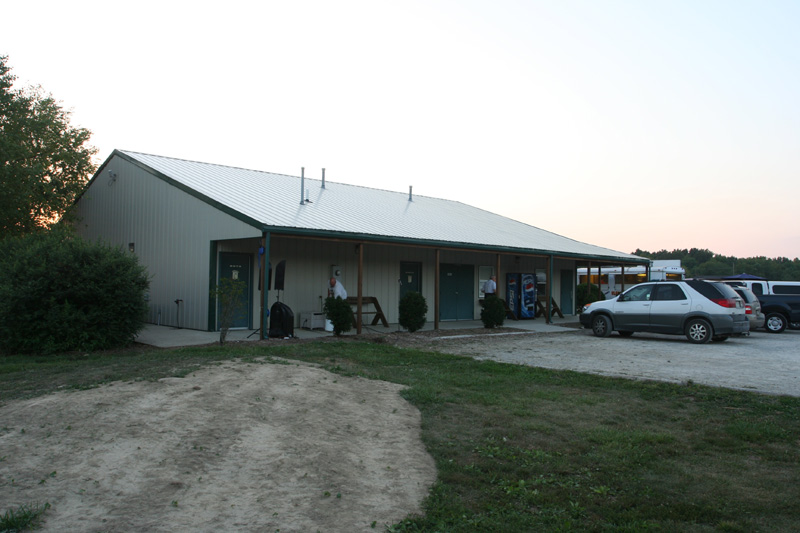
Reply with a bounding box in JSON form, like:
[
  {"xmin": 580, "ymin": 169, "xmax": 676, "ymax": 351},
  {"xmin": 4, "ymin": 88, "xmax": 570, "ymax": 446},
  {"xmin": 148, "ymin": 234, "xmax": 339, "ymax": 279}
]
[
  {"xmin": 483, "ymin": 275, "xmax": 497, "ymax": 298},
  {"xmin": 328, "ymin": 277, "xmax": 347, "ymax": 299}
]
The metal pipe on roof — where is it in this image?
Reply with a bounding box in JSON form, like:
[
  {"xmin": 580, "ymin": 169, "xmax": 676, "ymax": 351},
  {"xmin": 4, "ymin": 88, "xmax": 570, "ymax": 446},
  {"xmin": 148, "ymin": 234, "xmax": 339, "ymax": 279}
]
[
  {"xmin": 300, "ymin": 167, "xmax": 305, "ymax": 205},
  {"xmin": 409, "ymin": 185, "xmax": 413, "ymax": 202},
  {"xmin": 322, "ymin": 168, "xmax": 325, "ymax": 189}
]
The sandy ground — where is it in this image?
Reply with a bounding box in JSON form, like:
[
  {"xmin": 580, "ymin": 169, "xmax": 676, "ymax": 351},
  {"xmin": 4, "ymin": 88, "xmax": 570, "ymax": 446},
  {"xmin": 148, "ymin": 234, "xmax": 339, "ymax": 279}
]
[{"xmin": 0, "ymin": 359, "xmax": 436, "ymax": 532}]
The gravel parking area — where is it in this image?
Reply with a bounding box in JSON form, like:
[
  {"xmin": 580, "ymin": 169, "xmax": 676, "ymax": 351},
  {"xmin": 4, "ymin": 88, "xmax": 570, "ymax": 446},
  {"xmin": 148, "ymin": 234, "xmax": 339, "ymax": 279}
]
[{"xmin": 393, "ymin": 327, "xmax": 800, "ymax": 397}]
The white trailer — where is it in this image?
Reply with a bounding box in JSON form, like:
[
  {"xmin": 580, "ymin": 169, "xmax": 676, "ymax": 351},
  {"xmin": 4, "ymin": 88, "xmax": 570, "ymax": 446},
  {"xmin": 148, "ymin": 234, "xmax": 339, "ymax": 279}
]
[{"xmin": 577, "ymin": 260, "xmax": 685, "ymax": 298}]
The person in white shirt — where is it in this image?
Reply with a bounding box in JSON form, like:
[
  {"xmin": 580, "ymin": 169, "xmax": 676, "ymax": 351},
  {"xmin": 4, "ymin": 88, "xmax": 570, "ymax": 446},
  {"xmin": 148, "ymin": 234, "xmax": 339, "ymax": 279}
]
[
  {"xmin": 328, "ymin": 277, "xmax": 347, "ymax": 299},
  {"xmin": 483, "ymin": 275, "xmax": 497, "ymax": 297}
]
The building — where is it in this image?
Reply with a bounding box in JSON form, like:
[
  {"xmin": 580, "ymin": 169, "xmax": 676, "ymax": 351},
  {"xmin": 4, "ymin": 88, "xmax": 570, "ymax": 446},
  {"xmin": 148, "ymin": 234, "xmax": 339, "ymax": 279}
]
[{"xmin": 73, "ymin": 150, "xmax": 648, "ymax": 336}]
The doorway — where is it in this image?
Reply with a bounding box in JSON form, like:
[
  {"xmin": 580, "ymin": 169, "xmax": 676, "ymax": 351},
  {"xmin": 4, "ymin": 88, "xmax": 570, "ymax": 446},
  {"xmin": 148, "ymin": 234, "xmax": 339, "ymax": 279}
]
[
  {"xmin": 400, "ymin": 262, "xmax": 422, "ymax": 300},
  {"xmin": 560, "ymin": 269, "xmax": 574, "ymax": 315},
  {"xmin": 439, "ymin": 264, "xmax": 475, "ymax": 320},
  {"xmin": 218, "ymin": 252, "xmax": 252, "ymax": 329}
]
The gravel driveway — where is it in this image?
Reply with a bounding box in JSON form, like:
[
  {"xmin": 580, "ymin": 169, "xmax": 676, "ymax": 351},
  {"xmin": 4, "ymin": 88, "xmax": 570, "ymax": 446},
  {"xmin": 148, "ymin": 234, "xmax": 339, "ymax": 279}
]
[{"xmin": 400, "ymin": 328, "xmax": 800, "ymax": 397}]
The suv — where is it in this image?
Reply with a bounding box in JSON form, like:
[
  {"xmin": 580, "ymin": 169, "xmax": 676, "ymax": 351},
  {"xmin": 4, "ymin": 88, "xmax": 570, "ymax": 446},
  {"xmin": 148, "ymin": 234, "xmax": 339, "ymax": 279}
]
[
  {"xmin": 731, "ymin": 286, "xmax": 765, "ymax": 331},
  {"xmin": 579, "ymin": 280, "xmax": 749, "ymax": 344}
]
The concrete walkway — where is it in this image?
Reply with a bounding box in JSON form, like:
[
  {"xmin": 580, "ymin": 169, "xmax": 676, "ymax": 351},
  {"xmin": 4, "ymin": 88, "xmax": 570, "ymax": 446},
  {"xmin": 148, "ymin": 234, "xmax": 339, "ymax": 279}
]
[{"xmin": 134, "ymin": 316, "xmax": 579, "ymax": 348}]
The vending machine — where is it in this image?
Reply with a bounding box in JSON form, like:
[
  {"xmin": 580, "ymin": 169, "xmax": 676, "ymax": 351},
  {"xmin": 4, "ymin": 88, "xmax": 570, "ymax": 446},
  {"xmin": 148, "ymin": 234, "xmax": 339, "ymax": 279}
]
[{"xmin": 506, "ymin": 273, "xmax": 537, "ymax": 319}]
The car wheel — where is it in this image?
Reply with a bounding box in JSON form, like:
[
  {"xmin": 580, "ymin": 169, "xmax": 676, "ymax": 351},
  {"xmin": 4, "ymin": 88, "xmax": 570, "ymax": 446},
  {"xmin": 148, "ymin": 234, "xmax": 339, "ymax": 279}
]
[
  {"xmin": 685, "ymin": 318, "xmax": 712, "ymax": 344},
  {"xmin": 711, "ymin": 335, "xmax": 729, "ymax": 342},
  {"xmin": 618, "ymin": 331, "xmax": 634, "ymax": 337},
  {"xmin": 591, "ymin": 315, "xmax": 612, "ymax": 338},
  {"xmin": 764, "ymin": 313, "xmax": 787, "ymax": 333}
]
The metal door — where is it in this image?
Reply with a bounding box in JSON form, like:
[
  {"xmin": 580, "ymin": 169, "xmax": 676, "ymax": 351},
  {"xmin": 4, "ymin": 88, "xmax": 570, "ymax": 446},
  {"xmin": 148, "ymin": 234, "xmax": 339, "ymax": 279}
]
[
  {"xmin": 218, "ymin": 252, "xmax": 252, "ymax": 329},
  {"xmin": 440, "ymin": 264, "xmax": 475, "ymax": 320},
  {"xmin": 560, "ymin": 270, "xmax": 574, "ymax": 315}
]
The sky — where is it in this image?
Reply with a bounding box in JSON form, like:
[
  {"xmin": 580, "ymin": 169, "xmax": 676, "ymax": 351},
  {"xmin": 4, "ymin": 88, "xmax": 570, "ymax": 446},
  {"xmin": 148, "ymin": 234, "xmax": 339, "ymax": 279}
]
[{"xmin": 4, "ymin": 0, "xmax": 799, "ymax": 259}]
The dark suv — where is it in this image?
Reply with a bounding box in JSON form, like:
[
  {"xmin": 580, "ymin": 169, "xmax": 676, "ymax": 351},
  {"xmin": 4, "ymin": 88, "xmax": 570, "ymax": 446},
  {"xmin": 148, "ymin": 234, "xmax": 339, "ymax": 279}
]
[{"xmin": 579, "ymin": 280, "xmax": 749, "ymax": 343}]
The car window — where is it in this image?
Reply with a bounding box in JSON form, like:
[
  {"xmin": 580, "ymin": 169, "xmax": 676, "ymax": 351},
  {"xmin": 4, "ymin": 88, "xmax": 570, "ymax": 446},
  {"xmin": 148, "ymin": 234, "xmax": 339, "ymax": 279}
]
[
  {"xmin": 751, "ymin": 283, "xmax": 763, "ymax": 295},
  {"xmin": 622, "ymin": 284, "xmax": 654, "ymax": 302},
  {"xmin": 652, "ymin": 284, "xmax": 687, "ymax": 301},
  {"xmin": 685, "ymin": 280, "xmax": 724, "ymax": 299},
  {"xmin": 772, "ymin": 285, "xmax": 800, "ymax": 295}
]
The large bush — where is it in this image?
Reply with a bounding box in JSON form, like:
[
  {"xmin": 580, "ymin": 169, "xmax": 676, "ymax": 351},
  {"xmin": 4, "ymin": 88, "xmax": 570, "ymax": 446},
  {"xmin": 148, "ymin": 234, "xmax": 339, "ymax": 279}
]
[
  {"xmin": 480, "ymin": 297, "xmax": 506, "ymax": 328},
  {"xmin": 0, "ymin": 230, "xmax": 150, "ymax": 354},
  {"xmin": 323, "ymin": 296, "xmax": 352, "ymax": 336},
  {"xmin": 399, "ymin": 291, "xmax": 428, "ymax": 332},
  {"xmin": 576, "ymin": 283, "xmax": 605, "ymax": 312}
]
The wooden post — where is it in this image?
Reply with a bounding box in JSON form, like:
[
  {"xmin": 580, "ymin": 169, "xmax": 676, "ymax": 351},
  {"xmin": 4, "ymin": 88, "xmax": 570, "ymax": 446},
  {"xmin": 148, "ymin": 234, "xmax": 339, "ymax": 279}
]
[
  {"xmin": 260, "ymin": 232, "xmax": 270, "ymax": 340},
  {"xmin": 621, "ymin": 265, "xmax": 625, "ymax": 294},
  {"xmin": 357, "ymin": 243, "xmax": 364, "ymax": 335},
  {"xmin": 495, "ymin": 253, "xmax": 501, "ymax": 298},
  {"xmin": 434, "ymin": 249, "xmax": 440, "ymax": 330},
  {"xmin": 546, "ymin": 255, "xmax": 553, "ymax": 324}
]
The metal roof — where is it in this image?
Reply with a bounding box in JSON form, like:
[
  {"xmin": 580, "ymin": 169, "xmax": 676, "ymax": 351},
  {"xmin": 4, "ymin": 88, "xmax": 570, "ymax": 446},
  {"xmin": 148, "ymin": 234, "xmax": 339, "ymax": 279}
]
[{"xmin": 114, "ymin": 150, "xmax": 644, "ymax": 263}]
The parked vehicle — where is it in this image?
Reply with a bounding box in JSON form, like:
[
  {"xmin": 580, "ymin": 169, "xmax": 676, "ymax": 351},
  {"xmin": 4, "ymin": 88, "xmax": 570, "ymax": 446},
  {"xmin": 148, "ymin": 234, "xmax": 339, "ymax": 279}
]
[
  {"xmin": 721, "ymin": 279, "xmax": 800, "ymax": 297},
  {"xmin": 755, "ymin": 293, "xmax": 800, "ymax": 333},
  {"xmin": 579, "ymin": 280, "xmax": 749, "ymax": 344},
  {"xmin": 731, "ymin": 287, "xmax": 765, "ymax": 331}
]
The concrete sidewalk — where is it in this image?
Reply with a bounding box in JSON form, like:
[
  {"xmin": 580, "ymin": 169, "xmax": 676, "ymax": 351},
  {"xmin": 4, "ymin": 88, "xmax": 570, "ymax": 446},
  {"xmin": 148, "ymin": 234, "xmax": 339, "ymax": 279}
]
[{"xmin": 134, "ymin": 316, "xmax": 579, "ymax": 348}]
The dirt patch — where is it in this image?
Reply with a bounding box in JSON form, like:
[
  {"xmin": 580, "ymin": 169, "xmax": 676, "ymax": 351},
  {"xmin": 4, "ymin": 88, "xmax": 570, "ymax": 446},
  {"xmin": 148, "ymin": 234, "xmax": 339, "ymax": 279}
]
[{"xmin": 0, "ymin": 359, "xmax": 436, "ymax": 532}]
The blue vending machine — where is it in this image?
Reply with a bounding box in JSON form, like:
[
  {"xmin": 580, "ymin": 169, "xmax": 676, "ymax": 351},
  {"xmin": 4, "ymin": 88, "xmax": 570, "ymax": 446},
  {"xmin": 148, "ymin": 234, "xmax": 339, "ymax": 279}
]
[{"xmin": 506, "ymin": 273, "xmax": 537, "ymax": 319}]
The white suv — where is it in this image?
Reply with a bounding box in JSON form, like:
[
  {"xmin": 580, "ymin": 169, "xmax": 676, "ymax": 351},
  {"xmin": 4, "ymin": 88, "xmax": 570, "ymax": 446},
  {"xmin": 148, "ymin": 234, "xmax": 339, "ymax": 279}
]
[{"xmin": 579, "ymin": 280, "xmax": 749, "ymax": 344}]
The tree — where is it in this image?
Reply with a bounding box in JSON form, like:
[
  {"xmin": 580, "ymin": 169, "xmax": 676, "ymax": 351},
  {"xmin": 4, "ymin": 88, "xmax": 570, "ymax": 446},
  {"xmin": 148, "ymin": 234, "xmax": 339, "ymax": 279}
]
[{"xmin": 0, "ymin": 55, "xmax": 97, "ymax": 239}]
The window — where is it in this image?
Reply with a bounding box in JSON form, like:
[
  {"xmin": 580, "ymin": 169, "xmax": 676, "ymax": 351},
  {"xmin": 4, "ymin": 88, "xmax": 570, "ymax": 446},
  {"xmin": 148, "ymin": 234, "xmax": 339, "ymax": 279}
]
[
  {"xmin": 653, "ymin": 284, "xmax": 687, "ymax": 301},
  {"xmin": 622, "ymin": 284, "xmax": 654, "ymax": 302}
]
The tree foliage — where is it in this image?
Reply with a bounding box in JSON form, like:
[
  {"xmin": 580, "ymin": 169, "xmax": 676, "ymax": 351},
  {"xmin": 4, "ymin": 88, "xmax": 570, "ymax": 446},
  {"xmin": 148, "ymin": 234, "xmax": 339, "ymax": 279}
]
[
  {"xmin": 0, "ymin": 228, "xmax": 150, "ymax": 354},
  {"xmin": 633, "ymin": 248, "xmax": 800, "ymax": 281},
  {"xmin": 480, "ymin": 296, "xmax": 506, "ymax": 329},
  {"xmin": 0, "ymin": 55, "xmax": 97, "ymax": 239}
]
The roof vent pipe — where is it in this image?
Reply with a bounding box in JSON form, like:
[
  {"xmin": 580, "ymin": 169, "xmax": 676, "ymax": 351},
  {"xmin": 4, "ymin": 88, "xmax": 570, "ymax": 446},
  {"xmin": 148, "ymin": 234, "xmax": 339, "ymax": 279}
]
[
  {"xmin": 321, "ymin": 168, "xmax": 326, "ymax": 189},
  {"xmin": 409, "ymin": 185, "xmax": 413, "ymax": 202},
  {"xmin": 300, "ymin": 167, "xmax": 305, "ymax": 205}
]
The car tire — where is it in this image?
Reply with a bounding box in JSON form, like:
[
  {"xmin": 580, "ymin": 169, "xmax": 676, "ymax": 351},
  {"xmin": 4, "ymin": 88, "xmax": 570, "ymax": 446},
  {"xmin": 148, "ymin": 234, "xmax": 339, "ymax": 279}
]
[
  {"xmin": 591, "ymin": 315, "xmax": 612, "ymax": 338},
  {"xmin": 764, "ymin": 313, "xmax": 787, "ymax": 334},
  {"xmin": 711, "ymin": 335, "xmax": 729, "ymax": 342},
  {"xmin": 685, "ymin": 318, "xmax": 712, "ymax": 344},
  {"xmin": 618, "ymin": 331, "xmax": 634, "ymax": 337}
]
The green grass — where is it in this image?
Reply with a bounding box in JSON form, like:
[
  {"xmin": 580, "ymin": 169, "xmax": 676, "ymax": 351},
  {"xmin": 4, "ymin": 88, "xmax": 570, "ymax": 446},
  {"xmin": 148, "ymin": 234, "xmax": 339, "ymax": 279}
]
[
  {"xmin": 2, "ymin": 340, "xmax": 799, "ymax": 531},
  {"xmin": 0, "ymin": 502, "xmax": 50, "ymax": 532}
]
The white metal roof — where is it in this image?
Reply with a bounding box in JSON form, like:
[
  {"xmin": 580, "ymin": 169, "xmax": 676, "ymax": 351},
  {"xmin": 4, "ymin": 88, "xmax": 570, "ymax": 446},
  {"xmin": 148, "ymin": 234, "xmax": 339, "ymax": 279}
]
[{"xmin": 115, "ymin": 150, "xmax": 643, "ymax": 262}]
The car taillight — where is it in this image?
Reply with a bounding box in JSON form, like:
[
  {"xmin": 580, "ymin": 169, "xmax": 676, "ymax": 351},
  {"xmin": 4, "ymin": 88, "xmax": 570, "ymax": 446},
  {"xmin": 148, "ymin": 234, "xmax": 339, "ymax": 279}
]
[
  {"xmin": 745, "ymin": 304, "xmax": 753, "ymax": 315},
  {"xmin": 710, "ymin": 298, "xmax": 738, "ymax": 308}
]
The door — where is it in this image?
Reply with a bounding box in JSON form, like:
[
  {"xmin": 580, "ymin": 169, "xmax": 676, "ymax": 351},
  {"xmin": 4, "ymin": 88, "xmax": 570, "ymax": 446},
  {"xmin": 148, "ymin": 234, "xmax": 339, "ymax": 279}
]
[
  {"xmin": 440, "ymin": 264, "xmax": 475, "ymax": 320},
  {"xmin": 560, "ymin": 270, "xmax": 574, "ymax": 315},
  {"xmin": 648, "ymin": 283, "xmax": 690, "ymax": 333},
  {"xmin": 613, "ymin": 284, "xmax": 654, "ymax": 331},
  {"xmin": 218, "ymin": 252, "xmax": 252, "ymax": 329},
  {"xmin": 400, "ymin": 262, "xmax": 422, "ymax": 300}
]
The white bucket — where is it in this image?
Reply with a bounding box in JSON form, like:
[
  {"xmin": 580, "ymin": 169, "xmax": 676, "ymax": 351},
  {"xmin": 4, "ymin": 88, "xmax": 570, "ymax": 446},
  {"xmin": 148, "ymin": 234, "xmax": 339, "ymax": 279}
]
[{"xmin": 324, "ymin": 319, "xmax": 333, "ymax": 332}]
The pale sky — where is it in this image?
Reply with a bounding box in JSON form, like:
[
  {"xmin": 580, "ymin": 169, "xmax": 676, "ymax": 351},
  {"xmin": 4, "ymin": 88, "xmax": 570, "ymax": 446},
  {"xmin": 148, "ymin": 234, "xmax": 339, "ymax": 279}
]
[{"xmin": 4, "ymin": 1, "xmax": 799, "ymax": 259}]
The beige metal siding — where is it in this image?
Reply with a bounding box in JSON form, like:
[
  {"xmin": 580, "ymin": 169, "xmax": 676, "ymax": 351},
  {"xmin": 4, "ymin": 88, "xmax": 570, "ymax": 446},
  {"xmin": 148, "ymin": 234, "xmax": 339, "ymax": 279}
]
[{"xmin": 74, "ymin": 155, "xmax": 260, "ymax": 330}]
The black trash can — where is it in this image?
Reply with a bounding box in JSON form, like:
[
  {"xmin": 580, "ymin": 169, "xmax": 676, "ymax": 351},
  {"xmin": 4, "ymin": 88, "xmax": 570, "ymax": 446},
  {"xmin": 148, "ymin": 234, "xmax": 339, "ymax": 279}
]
[{"xmin": 268, "ymin": 302, "xmax": 294, "ymax": 338}]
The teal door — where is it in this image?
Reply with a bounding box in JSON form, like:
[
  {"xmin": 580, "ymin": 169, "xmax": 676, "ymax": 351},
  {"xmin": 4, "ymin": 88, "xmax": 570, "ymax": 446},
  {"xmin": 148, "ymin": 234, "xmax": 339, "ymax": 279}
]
[
  {"xmin": 218, "ymin": 252, "xmax": 252, "ymax": 329},
  {"xmin": 440, "ymin": 264, "xmax": 475, "ymax": 320},
  {"xmin": 400, "ymin": 262, "xmax": 422, "ymax": 300},
  {"xmin": 560, "ymin": 269, "xmax": 574, "ymax": 315}
]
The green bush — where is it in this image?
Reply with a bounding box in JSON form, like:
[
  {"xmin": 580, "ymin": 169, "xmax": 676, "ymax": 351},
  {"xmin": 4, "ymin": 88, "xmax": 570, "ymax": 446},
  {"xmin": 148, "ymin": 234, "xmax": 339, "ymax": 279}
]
[
  {"xmin": 576, "ymin": 283, "xmax": 605, "ymax": 312},
  {"xmin": 324, "ymin": 296, "xmax": 352, "ymax": 336},
  {"xmin": 0, "ymin": 229, "xmax": 150, "ymax": 354},
  {"xmin": 211, "ymin": 278, "xmax": 246, "ymax": 345},
  {"xmin": 480, "ymin": 296, "xmax": 506, "ymax": 328},
  {"xmin": 399, "ymin": 291, "xmax": 428, "ymax": 332}
]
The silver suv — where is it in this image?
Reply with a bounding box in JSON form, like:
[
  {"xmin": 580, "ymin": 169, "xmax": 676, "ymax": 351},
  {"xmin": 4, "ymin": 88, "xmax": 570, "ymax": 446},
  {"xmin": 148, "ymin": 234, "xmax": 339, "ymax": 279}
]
[{"xmin": 579, "ymin": 280, "xmax": 749, "ymax": 344}]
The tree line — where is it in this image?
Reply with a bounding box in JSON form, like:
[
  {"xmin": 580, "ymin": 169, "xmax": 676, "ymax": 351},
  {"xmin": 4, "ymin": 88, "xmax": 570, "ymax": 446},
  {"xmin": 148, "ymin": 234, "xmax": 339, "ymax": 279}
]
[{"xmin": 633, "ymin": 248, "xmax": 800, "ymax": 281}]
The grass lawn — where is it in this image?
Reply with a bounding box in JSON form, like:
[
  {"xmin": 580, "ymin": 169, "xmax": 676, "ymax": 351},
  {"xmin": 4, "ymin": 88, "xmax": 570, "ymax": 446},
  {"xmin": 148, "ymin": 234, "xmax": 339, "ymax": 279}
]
[{"xmin": 2, "ymin": 340, "xmax": 799, "ymax": 532}]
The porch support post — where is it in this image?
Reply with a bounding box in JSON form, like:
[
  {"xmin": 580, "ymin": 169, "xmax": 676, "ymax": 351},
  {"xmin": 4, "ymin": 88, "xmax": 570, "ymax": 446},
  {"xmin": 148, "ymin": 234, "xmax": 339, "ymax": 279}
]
[
  {"xmin": 495, "ymin": 253, "xmax": 501, "ymax": 295},
  {"xmin": 260, "ymin": 232, "xmax": 270, "ymax": 340},
  {"xmin": 434, "ymin": 249, "xmax": 440, "ymax": 330},
  {"xmin": 621, "ymin": 265, "xmax": 625, "ymax": 294},
  {"xmin": 546, "ymin": 255, "xmax": 553, "ymax": 324},
  {"xmin": 357, "ymin": 242, "xmax": 364, "ymax": 335}
]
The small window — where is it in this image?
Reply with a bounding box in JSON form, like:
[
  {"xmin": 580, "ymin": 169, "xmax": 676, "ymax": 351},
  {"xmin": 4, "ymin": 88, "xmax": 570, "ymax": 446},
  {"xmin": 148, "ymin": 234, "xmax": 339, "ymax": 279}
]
[
  {"xmin": 653, "ymin": 284, "xmax": 687, "ymax": 301},
  {"xmin": 772, "ymin": 285, "xmax": 800, "ymax": 295},
  {"xmin": 751, "ymin": 284, "xmax": 764, "ymax": 295}
]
